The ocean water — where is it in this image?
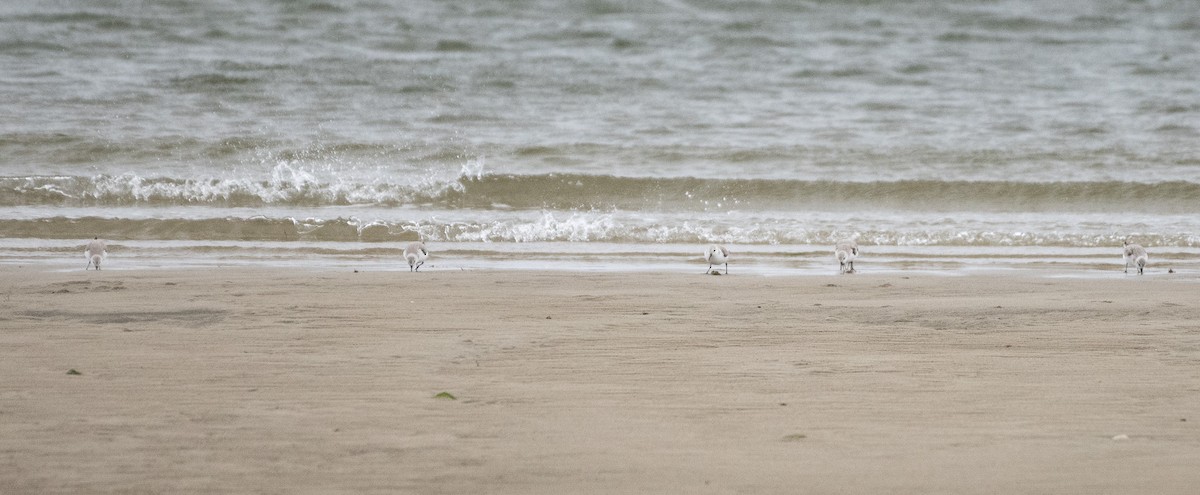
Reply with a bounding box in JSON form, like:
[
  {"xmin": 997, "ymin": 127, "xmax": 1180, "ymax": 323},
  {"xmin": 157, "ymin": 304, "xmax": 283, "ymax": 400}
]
[{"xmin": 2, "ymin": 0, "xmax": 1198, "ymax": 274}]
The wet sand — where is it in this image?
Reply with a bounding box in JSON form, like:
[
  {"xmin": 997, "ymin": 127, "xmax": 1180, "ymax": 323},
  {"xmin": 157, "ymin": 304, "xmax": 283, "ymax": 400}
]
[{"xmin": 2, "ymin": 266, "xmax": 1199, "ymax": 494}]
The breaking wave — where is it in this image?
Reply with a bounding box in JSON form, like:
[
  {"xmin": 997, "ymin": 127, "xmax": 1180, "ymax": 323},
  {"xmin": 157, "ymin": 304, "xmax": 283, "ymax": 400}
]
[
  {"xmin": 2, "ymin": 171, "xmax": 1197, "ymax": 213},
  {"xmin": 2, "ymin": 215, "xmax": 1197, "ymax": 247}
]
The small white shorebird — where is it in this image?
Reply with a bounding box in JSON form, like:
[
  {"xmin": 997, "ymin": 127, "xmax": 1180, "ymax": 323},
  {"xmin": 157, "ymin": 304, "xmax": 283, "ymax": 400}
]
[
  {"xmin": 404, "ymin": 241, "xmax": 428, "ymax": 272},
  {"xmin": 704, "ymin": 244, "xmax": 730, "ymax": 274},
  {"xmin": 1123, "ymin": 238, "xmax": 1148, "ymax": 275},
  {"xmin": 835, "ymin": 239, "xmax": 858, "ymax": 274},
  {"xmin": 85, "ymin": 236, "xmax": 107, "ymax": 270}
]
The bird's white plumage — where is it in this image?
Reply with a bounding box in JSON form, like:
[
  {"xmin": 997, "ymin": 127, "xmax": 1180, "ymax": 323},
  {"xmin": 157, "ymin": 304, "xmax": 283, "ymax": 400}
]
[
  {"xmin": 704, "ymin": 244, "xmax": 730, "ymax": 274},
  {"xmin": 404, "ymin": 241, "xmax": 428, "ymax": 272},
  {"xmin": 1123, "ymin": 238, "xmax": 1147, "ymax": 275},
  {"xmin": 835, "ymin": 239, "xmax": 858, "ymax": 274},
  {"xmin": 85, "ymin": 237, "xmax": 107, "ymax": 270}
]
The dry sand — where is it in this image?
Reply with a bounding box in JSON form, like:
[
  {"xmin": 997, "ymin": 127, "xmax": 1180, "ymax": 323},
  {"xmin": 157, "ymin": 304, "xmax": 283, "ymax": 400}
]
[{"xmin": 2, "ymin": 266, "xmax": 1199, "ymax": 494}]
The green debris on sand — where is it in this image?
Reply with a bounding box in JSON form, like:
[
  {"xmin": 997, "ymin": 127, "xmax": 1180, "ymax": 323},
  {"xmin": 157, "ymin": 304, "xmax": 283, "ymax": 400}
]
[
  {"xmin": 434, "ymin": 391, "xmax": 456, "ymax": 400},
  {"xmin": 781, "ymin": 434, "xmax": 807, "ymax": 442},
  {"xmin": 66, "ymin": 369, "xmax": 82, "ymax": 376}
]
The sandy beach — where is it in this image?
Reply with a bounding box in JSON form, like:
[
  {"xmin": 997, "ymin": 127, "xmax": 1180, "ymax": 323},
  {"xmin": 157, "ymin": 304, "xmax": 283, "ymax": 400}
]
[{"xmin": 2, "ymin": 266, "xmax": 1199, "ymax": 494}]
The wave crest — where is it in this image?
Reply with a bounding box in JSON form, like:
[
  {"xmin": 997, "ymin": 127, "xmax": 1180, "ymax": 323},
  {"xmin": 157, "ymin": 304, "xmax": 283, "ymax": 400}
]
[
  {"xmin": 2, "ymin": 214, "xmax": 1198, "ymax": 248},
  {"xmin": 2, "ymin": 171, "xmax": 1197, "ymax": 213}
]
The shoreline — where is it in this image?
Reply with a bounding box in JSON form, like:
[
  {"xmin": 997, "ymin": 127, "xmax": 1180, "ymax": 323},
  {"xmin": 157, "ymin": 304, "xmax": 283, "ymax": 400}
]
[
  {"xmin": 2, "ymin": 239, "xmax": 1198, "ymax": 279},
  {"xmin": 3, "ymin": 268, "xmax": 1200, "ymax": 493},
  {"xmin": 11, "ymin": 261, "xmax": 1199, "ymax": 281}
]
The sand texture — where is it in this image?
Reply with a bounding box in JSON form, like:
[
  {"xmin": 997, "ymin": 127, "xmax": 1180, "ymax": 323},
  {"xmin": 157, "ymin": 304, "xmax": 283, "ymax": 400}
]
[{"xmin": 3, "ymin": 267, "xmax": 1200, "ymax": 494}]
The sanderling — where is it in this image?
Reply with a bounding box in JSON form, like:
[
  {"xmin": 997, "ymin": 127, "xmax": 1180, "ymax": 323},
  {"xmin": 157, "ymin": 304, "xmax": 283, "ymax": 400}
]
[
  {"xmin": 704, "ymin": 244, "xmax": 730, "ymax": 274},
  {"xmin": 404, "ymin": 241, "xmax": 428, "ymax": 272},
  {"xmin": 85, "ymin": 237, "xmax": 107, "ymax": 270},
  {"xmin": 1123, "ymin": 238, "xmax": 1148, "ymax": 275},
  {"xmin": 835, "ymin": 239, "xmax": 858, "ymax": 274}
]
